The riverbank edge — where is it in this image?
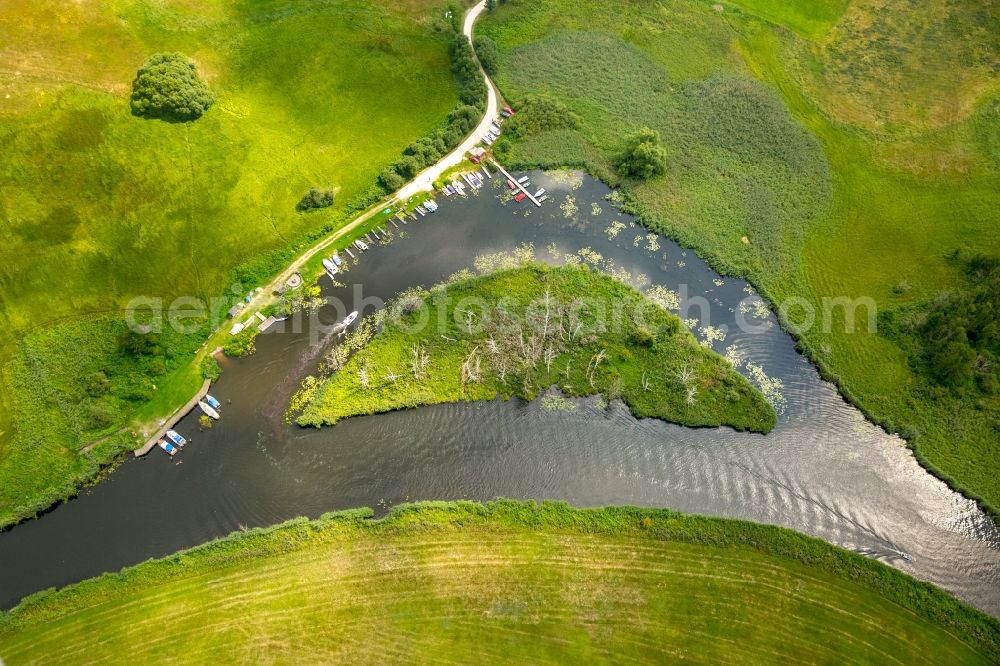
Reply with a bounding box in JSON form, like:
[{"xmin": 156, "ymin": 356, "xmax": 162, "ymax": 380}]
[
  {"xmin": 2, "ymin": 499, "xmax": 998, "ymax": 654},
  {"xmin": 0, "ymin": 0, "xmax": 494, "ymax": 532},
  {"xmin": 483, "ymin": 138, "xmax": 1000, "ymax": 527},
  {"xmin": 296, "ymin": 263, "xmax": 778, "ymax": 434}
]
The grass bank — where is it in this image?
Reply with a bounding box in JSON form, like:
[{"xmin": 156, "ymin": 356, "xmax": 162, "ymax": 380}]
[
  {"xmin": 477, "ymin": 0, "xmax": 1000, "ymax": 514},
  {"xmin": 0, "ymin": 0, "xmax": 467, "ymax": 527},
  {"xmin": 1, "ymin": 500, "xmax": 997, "ymax": 663},
  {"xmin": 297, "ymin": 264, "xmax": 777, "ymax": 433}
]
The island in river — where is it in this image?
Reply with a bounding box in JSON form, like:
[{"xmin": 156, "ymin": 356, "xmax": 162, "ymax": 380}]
[{"xmin": 297, "ymin": 264, "xmax": 777, "ymax": 433}]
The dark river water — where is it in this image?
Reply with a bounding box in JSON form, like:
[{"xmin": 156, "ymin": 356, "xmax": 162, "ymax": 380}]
[{"xmin": 1, "ymin": 172, "xmax": 998, "ymax": 615}]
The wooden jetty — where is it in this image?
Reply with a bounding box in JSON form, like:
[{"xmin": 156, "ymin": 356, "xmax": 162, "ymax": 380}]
[
  {"xmin": 490, "ymin": 160, "xmax": 542, "ymax": 206},
  {"xmin": 135, "ymin": 377, "xmax": 212, "ymax": 456}
]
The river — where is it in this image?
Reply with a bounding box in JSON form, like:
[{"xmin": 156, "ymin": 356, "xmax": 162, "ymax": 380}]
[{"xmin": 1, "ymin": 171, "xmax": 997, "ymax": 615}]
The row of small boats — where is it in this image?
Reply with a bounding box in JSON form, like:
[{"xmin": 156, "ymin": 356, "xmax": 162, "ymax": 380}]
[{"xmin": 158, "ymin": 394, "xmax": 223, "ymax": 457}]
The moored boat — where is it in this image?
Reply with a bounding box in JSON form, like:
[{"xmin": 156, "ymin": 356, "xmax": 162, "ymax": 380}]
[
  {"xmin": 205, "ymin": 394, "xmax": 222, "ymax": 410},
  {"xmin": 322, "ymin": 258, "xmax": 339, "ymax": 276},
  {"xmin": 158, "ymin": 440, "xmax": 178, "ymax": 457},
  {"xmin": 198, "ymin": 400, "xmax": 220, "ymax": 420},
  {"xmin": 165, "ymin": 430, "xmax": 187, "ymax": 448}
]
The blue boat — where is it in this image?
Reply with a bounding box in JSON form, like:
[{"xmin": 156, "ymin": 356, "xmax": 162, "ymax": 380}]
[
  {"xmin": 165, "ymin": 430, "xmax": 187, "ymax": 447},
  {"xmin": 205, "ymin": 394, "xmax": 222, "ymax": 410},
  {"xmin": 158, "ymin": 440, "xmax": 178, "ymax": 457},
  {"xmin": 331, "ymin": 253, "xmax": 343, "ymax": 267}
]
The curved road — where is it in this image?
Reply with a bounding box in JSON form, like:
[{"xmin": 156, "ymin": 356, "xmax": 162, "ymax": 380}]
[
  {"xmin": 226, "ymin": 0, "xmax": 495, "ymax": 333},
  {"xmin": 396, "ymin": 0, "xmax": 498, "ymax": 200}
]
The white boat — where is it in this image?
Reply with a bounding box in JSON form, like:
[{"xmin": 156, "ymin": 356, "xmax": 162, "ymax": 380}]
[
  {"xmin": 416, "ymin": 206, "xmax": 426, "ymax": 216},
  {"xmin": 331, "ymin": 253, "xmax": 343, "ymax": 267},
  {"xmin": 205, "ymin": 394, "xmax": 222, "ymax": 410},
  {"xmin": 158, "ymin": 440, "xmax": 178, "ymax": 457},
  {"xmin": 424, "ymin": 200, "xmax": 438, "ymax": 212},
  {"xmin": 342, "ymin": 311, "xmax": 358, "ymax": 327},
  {"xmin": 198, "ymin": 400, "xmax": 220, "ymax": 420},
  {"xmin": 322, "ymin": 258, "xmax": 339, "ymax": 276},
  {"xmin": 538, "ymin": 195, "xmax": 549, "ymax": 203},
  {"xmin": 354, "ymin": 239, "xmax": 368, "ymax": 251},
  {"xmin": 534, "ymin": 188, "xmax": 546, "ymax": 198},
  {"xmin": 517, "ymin": 176, "xmax": 529, "ymax": 184},
  {"xmin": 165, "ymin": 430, "xmax": 187, "ymax": 447}
]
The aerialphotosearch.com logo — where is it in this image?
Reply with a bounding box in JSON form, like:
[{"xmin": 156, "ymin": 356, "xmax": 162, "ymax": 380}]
[{"xmin": 122, "ymin": 281, "xmax": 878, "ymax": 346}]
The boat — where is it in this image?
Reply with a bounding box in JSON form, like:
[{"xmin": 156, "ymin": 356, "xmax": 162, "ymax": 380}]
[
  {"xmin": 205, "ymin": 394, "xmax": 222, "ymax": 410},
  {"xmin": 165, "ymin": 430, "xmax": 187, "ymax": 448},
  {"xmin": 342, "ymin": 311, "xmax": 358, "ymax": 327},
  {"xmin": 514, "ymin": 192, "xmax": 527, "ymax": 203},
  {"xmin": 517, "ymin": 176, "xmax": 530, "ymax": 184},
  {"xmin": 416, "ymin": 206, "xmax": 426, "ymax": 216},
  {"xmin": 331, "ymin": 253, "xmax": 343, "ymax": 267},
  {"xmin": 482, "ymin": 136, "xmax": 494, "ymax": 145},
  {"xmin": 538, "ymin": 195, "xmax": 549, "ymax": 203},
  {"xmin": 322, "ymin": 258, "xmax": 339, "ymax": 276},
  {"xmin": 424, "ymin": 200, "xmax": 438, "ymax": 212},
  {"xmin": 534, "ymin": 188, "xmax": 546, "ymax": 198},
  {"xmin": 507, "ymin": 179, "xmax": 516, "ymax": 189},
  {"xmin": 354, "ymin": 239, "xmax": 368, "ymax": 251},
  {"xmin": 198, "ymin": 400, "xmax": 220, "ymax": 420},
  {"xmin": 158, "ymin": 440, "xmax": 178, "ymax": 457}
]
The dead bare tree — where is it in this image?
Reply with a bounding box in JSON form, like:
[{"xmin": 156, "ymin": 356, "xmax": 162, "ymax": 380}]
[
  {"xmin": 461, "ymin": 346, "xmax": 481, "ymax": 386},
  {"xmin": 686, "ymin": 384, "xmax": 698, "ymax": 405},
  {"xmin": 384, "ymin": 368, "xmax": 401, "ymax": 383},
  {"xmin": 409, "ymin": 344, "xmax": 429, "ymax": 380},
  {"xmin": 586, "ymin": 349, "xmax": 607, "ymax": 388},
  {"xmin": 357, "ymin": 366, "xmax": 370, "ymax": 390},
  {"xmin": 677, "ymin": 364, "xmax": 695, "ymax": 385}
]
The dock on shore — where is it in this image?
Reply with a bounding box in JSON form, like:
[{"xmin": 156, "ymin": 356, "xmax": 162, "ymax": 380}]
[
  {"xmin": 489, "ymin": 160, "xmax": 542, "ymax": 207},
  {"xmin": 134, "ymin": 377, "xmax": 212, "ymax": 457}
]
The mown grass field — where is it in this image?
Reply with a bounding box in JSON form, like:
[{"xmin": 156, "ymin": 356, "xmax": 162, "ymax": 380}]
[
  {"xmin": 1, "ymin": 500, "xmax": 997, "ymax": 663},
  {"xmin": 478, "ymin": 0, "xmax": 1000, "ymax": 513},
  {"xmin": 298, "ymin": 264, "xmax": 776, "ymax": 432},
  {"xmin": 0, "ymin": 0, "xmax": 462, "ymax": 526}
]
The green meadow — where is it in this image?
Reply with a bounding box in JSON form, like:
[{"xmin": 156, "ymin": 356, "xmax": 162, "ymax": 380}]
[
  {"xmin": 478, "ymin": 0, "xmax": 1000, "ymax": 514},
  {"xmin": 2, "ymin": 500, "xmax": 996, "ymax": 663},
  {"xmin": 0, "ymin": 0, "xmax": 463, "ymax": 526},
  {"xmin": 297, "ymin": 264, "xmax": 777, "ymax": 432}
]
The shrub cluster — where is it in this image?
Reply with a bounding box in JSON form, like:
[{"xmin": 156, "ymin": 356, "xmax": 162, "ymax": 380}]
[
  {"xmin": 379, "ymin": 32, "xmax": 487, "ymax": 191},
  {"xmin": 296, "ymin": 187, "xmax": 334, "ymax": 212},
  {"xmin": 501, "ymin": 94, "xmax": 580, "ymax": 140},
  {"xmin": 615, "ymin": 127, "xmax": 666, "ymax": 179},
  {"xmin": 130, "ymin": 53, "xmax": 214, "ymax": 122},
  {"xmin": 473, "ymin": 35, "xmax": 500, "ymax": 77},
  {"xmin": 882, "ymin": 253, "xmax": 1000, "ymax": 394}
]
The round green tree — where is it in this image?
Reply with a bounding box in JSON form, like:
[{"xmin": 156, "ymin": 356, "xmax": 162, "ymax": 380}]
[
  {"xmin": 130, "ymin": 53, "xmax": 214, "ymax": 121},
  {"xmin": 616, "ymin": 127, "xmax": 667, "ymax": 179}
]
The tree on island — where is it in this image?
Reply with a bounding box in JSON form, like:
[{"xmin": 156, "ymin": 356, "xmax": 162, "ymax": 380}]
[
  {"xmin": 615, "ymin": 127, "xmax": 667, "ymax": 179},
  {"xmin": 130, "ymin": 53, "xmax": 214, "ymax": 122}
]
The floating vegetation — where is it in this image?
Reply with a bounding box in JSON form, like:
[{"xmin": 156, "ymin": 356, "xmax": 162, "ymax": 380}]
[
  {"xmin": 699, "ymin": 325, "xmax": 727, "ymax": 348},
  {"xmin": 645, "ymin": 234, "xmax": 660, "ymax": 252},
  {"xmin": 723, "ymin": 344, "xmax": 746, "ymax": 369},
  {"xmin": 577, "ymin": 247, "xmax": 603, "ymax": 265},
  {"xmin": 676, "ymin": 260, "xmax": 686, "ymax": 268},
  {"xmin": 713, "ymin": 278, "xmax": 725, "ymax": 287},
  {"xmin": 605, "ymin": 189, "xmax": 624, "ymax": 207},
  {"xmin": 546, "ymin": 170, "xmax": 584, "ymax": 190},
  {"xmin": 540, "ymin": 393, "xmax": 578, "ymax": 412},
  {"xmin": 745, "ymin": 361, "xmax": 787, "ymax": 415},
  {"xmin": 591, "ymin": 202, "xmax": 603, "ymax": 216},
  {"xmin": 473, "ymin": 243, "xmax": 536, "ymax": 274},
  {"xmin": 645, "ymin": 285, "xmax": 681, "ymax": 311},
  {"xmin": 633, "ymin": 234, "xmax": 643, "ymax": 247},
  {"xmin": 605, "ymin": 220, "xmax": 625, "ymax": 239},
  {"xmin": 560, "ymin": 195, "xmax": 579, "ymax": 218},
  {"xmin": 683, "ymin": 317, "xmax": 699, "ymax": 329},
  {"xmin": 739, "ymin": 298, "xmax": 773, "ymax": 327}
]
